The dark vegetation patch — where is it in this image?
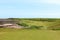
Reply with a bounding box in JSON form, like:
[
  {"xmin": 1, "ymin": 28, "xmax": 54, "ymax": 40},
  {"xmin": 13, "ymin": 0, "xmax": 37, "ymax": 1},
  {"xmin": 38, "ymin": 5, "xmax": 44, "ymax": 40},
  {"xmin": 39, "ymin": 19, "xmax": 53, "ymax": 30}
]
[
  {"xmin": 29, "ymin": 25, "xmax": 43, "ymax": 29},
  {"xmin": 17, "ymin": 23, "xmax": 28, "ymax": 27}
]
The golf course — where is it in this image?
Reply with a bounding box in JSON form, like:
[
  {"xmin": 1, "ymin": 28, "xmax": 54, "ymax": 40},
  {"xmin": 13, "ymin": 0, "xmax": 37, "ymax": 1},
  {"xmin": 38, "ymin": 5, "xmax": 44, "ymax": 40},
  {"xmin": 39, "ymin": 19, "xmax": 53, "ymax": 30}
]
[
  {"xmin": 0, "ymin": 18, "xmax": 60, "ymax": 40},
  {"xmin": 0, "ymin": 29, "xmax": 60, "ymax": 40}
]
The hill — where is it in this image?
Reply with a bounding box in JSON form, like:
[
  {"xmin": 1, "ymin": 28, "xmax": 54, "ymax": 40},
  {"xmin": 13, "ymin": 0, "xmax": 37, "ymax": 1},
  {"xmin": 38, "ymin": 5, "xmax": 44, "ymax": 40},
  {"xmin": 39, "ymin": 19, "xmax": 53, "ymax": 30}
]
[{"xmin": 8, "ymin": 18, "xmax": 60, "ymax": 30}]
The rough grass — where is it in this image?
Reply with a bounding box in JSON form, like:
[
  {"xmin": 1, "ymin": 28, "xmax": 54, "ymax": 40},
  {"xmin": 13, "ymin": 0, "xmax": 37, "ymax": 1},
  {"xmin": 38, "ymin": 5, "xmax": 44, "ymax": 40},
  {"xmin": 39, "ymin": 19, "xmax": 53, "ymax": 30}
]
[
  {"xmin": 19, "ymin": 19, "xmax": 60, "ymax": 29},
  {"xmin": 0, "ymin": 28, "xmax": 60, "ymax": 40},
  {"xmin": 20, "ymin": 20, "xmax": 56, "ymax": 29}
]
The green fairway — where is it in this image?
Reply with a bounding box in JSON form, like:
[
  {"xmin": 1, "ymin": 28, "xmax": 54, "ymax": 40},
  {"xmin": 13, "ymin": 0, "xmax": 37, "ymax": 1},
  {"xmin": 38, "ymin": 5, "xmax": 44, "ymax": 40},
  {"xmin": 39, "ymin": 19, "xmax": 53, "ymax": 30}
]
[{"xmin": 0, "ymin": 29, "xmax": 60, "ymax": 40}]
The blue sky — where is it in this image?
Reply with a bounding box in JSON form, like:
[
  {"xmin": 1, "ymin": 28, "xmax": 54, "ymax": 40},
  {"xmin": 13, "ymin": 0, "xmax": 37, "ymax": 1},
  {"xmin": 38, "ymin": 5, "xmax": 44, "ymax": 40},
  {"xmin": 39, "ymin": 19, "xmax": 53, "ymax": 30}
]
[{"xmin": 0, "ymin": 0, "xmax": 60, "ymax": 18}]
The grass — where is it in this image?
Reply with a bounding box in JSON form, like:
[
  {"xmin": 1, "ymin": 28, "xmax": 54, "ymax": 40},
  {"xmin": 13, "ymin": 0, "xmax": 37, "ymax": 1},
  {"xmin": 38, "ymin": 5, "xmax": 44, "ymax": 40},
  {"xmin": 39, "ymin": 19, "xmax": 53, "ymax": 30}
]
[
  {"xmin": 19, "ymin": 19, "xmax": 60, "ymax": 30},
  {"xmin": 0, "ymin": 18, "xmax": 60, "ymax": 40},
  {"xmin": 19, "ymin": 20, "xmax": 57, "ymax": 29},
  {"xmin": 0, "ymin": 28, "xmax": 60, "ymax": 40},
  {"xmin": 9, "ymin": 18, "xmax": 60, "ymax": 29},
  {"xmin": 20, "ymin": 20, "xmax": 50, "ymax": 26}
]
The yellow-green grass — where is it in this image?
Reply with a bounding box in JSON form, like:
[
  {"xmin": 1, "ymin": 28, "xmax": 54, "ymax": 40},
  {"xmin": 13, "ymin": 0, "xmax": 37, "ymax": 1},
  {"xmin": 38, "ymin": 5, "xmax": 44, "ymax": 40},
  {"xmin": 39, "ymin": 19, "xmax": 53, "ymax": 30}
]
[
  {"xmin": 0, "ymin": 29, "xmax": 60, "ymax": 40},
  {"xmin": 20, "ymin": 20, "xmax": 57, "ymax": 27}
]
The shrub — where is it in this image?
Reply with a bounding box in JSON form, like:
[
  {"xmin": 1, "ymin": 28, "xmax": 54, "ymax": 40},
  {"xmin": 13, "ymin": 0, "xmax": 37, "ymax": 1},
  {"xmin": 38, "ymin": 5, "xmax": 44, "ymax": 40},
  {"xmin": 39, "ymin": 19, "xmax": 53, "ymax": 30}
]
[
  {"xmin": 17, "ymin": 23, "xmax": 28, "ymax": 27},
  {"xmin": 47, "ymin": 26, "xmax": 60, "ymax": 30},
  {"xmin": 30, "ymin": 25, "xmax": 43, "ymax": 29}
]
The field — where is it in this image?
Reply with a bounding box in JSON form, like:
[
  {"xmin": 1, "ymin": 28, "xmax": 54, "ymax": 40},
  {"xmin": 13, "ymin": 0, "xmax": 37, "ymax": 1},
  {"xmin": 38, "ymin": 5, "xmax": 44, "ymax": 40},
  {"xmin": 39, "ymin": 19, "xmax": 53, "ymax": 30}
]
[
  {"xmin": 0, "ymin": 29, "xmax": 60, "ymax": 40},
  {"xmin": 19, "ymin": 19, "xmax": 60, "ymax": 30},
  {"xmin": 0, "ymin": 18, "xmax": 60, "ymax": 40}
]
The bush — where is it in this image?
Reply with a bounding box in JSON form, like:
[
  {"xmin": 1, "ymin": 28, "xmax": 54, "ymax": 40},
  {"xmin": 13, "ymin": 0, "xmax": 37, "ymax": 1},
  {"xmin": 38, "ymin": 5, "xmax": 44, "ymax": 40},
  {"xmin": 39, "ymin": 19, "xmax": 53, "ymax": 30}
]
[
  {"xmin": 30, "ymin": 25, "xmax": 43, "ymax": 29},
  {"xmin": 17, "ymin": 23, "xmax": 28, "ymax": 27},
  {"xmin": 47, "ymin": 26, "xmax": 60, "ymax": 30}
]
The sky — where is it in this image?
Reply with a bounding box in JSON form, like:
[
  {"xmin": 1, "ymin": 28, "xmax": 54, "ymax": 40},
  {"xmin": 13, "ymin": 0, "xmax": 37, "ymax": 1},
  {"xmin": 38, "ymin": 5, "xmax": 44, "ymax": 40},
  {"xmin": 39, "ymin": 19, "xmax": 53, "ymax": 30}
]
[{"xmin": 0, "ymin": 0, "xmax": 60, "ymax": 18}]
